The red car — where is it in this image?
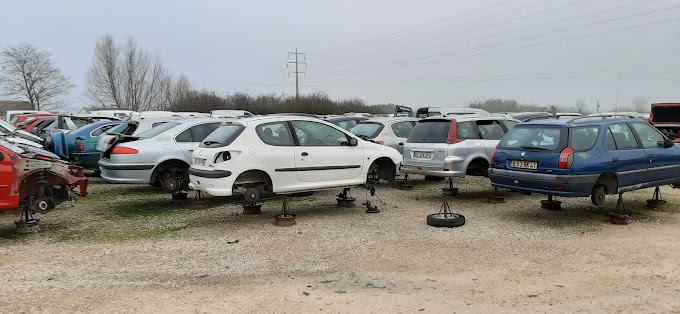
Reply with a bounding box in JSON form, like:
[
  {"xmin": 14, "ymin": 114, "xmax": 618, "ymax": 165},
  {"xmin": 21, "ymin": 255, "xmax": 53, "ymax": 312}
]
[
  {"xmin": 18, "ymin": 116, "xmax": 55, "ymax": 134},
  {"xmin": 650, "ymin": 103, "xmax": 680, "ymax": 142},
  {"xmin": 11, "ymin": 113, "xmax": 56, "ymax": 127},
  {"xmin": 0, "ymin": 139, "xmax": 87, "ymax": 213}
]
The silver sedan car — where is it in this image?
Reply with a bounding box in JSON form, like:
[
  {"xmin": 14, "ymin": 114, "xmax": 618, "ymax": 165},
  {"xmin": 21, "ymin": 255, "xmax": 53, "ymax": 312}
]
[
  {"xmin": 350, "ymin": 117, "xmax": 418, "ymax": 154},
  {"xmin": 98, "ymin": 117, "xmax": 229, "ymax": 192}
]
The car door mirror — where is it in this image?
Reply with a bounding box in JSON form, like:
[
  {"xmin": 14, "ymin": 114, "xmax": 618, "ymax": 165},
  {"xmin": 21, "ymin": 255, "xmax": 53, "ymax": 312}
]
[
  {"xmin": 348, "ymin": 137, "xmax": 358, "ymax": 146},
  {"xmin": 663, "ymin": 138, "xmax": 675, "ymax": 148}
]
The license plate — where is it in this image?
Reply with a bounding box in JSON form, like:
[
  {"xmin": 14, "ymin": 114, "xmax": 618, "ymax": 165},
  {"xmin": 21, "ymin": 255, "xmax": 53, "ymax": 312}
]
[
  {"xmin": 413, "ymin": 151, "xmax": 432, "ymax": 159},
  {"xmin": 193, "ymin": 157, "xmax": 206, "ymax": 166},
  {"xmin": 512, "ymin": 160, "xmax": 538, "ymax": 169}
]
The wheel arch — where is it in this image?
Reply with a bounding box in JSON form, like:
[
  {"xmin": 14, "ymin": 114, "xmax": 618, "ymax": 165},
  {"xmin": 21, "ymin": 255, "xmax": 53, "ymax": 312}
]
[
  {"xmin": 371, "ymin": 156, "xmax": 398, "ymax": 181},
  {"xmin": 595, "ymin": 171, "xmax": 618, "ymax": 194},
  {"xmin": 150, "ymin": 159, "xmax": 191, "ymax": 184},
  {"xmin": 465, "ymin": 156, "xmax": 490, "ymax": 177},
  {"xmin": 233, "ymin": 169, "xmax": 274, "ymax": 192}
]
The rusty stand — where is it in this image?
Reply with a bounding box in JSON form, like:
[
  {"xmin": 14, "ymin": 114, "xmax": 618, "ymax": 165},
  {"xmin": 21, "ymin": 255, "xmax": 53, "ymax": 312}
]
[
  {"xmin": 14, "ymin": 207, "xmax": 40, "ymax": 234},
  {"xmin": 363, "ymin": 184, "xmax": 383, "ymax": 213},
  {"xmin": 274, "ymin": 195, "xmax": 296, "ymax": 226},
  {"xmin": 646, "ymin": 186, "xmax": 667, "ymax": 209},
  {"xmin": 399, "ymin": 173, "xmax": 414, "ymax": 191},
  {"xmin": 171, "ymin": 191, "xmax": 188, "ymax": 201},
  {"xmin": 242, "ymin": 203, "xmax": 262, "ymax": 215},
  {"xmin": 336, "ymin": 188, "xmax": 356, "ymax": 207},
  {"xmin": 441, "ymin": 177, "xmax": 459, "ymax": 195},
  {"xmin": 609, "ymin": 193, "xmax": 632, "ymax": 225},
  {"xmin": 540, "ymin": 194, "xmax": 562, "ymax": 210},
  {"xmin": 487, "ymin": 186, "xmax": 505, "ymax": 204}
]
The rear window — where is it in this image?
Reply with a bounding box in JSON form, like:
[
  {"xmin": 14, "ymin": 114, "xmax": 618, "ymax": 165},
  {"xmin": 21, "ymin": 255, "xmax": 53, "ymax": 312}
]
[
  {"xmin": 407, "ymin": 121, "xmax": 450, "ymax": 143},
  {"xmin": 107, "ymin": 123, "xmax": 129, "ymax": 135},
  {"xmin": 351, "ymin": 122, "xmax": 384, "ymax": 139},
  {"xmin": 569, "ymin": 126, "xmax": 600, "ymax": 152},
  {"xmin": 200, "ymin": 124, "xmax": 245, "ymax": 148},
  {"xmin": 137, "ymin": 122, "xmax": 180, "ymax": 139},
  {"xmin": 499, "ymin": 126, "xmax": 566, "ymax": 151}
]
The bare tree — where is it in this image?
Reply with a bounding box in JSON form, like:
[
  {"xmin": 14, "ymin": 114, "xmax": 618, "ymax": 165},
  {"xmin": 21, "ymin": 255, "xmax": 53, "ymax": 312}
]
[
  {"xmin": 632, "ymin": 96, "xmax": 649, "ymax": 113},
  {"xmin": 85, "ymin": 35, "xmax": 178, "ymax": 111},
  {"xmin": 0, "ymin": 43, "xmax": 73, "ymax": 111},
  {"xmin": 575, "ymin": 99, "xmax": 591, "ymax": 115}
]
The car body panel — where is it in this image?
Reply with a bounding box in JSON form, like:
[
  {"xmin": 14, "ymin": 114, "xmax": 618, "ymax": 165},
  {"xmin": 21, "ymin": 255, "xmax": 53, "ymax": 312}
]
[{"xmin": 46, "ymin": 121, "xmax": 124, "ymax": 160}]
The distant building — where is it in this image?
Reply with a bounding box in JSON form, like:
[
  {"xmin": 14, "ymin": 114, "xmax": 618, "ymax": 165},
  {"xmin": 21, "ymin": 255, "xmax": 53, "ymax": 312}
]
[{"xmin": 0, "ymin": 100, "xmax": 32, "ymax": 116}]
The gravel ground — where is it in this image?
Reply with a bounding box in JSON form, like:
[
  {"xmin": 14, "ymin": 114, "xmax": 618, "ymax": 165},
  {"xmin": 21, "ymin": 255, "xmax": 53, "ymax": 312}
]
[{"xmin": 1, "ymin": 175, "xmax": 679, "ymax": 313}]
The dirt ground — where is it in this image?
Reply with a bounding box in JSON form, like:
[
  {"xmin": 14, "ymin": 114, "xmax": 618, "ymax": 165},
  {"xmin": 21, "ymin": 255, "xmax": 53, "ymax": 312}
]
[{"xmin": 1, "ymin": 175, "xmax": 679, "ymax": 313}]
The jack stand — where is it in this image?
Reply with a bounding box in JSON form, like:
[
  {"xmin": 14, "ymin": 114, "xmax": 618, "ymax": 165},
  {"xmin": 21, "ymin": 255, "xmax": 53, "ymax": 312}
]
[
  {"xmin": 426, "ymin": 194, "xmax": 465, "ymax": 227},
  {"xmin": 646, "ymin": 186, "xmax": 667, "ymax": 209},
  {"xmin": 441, "ymin": 177, "xmax": 459, "ymax": 195},
  {"xmin": 274, "ymin": 195, "xmax": 296, "ymax": 226},
  {"xmin": 400, "ymin": 173, "xmax": 414, "ymax": 191},
  {"xmin": 242, "ymin": 203, "xmax": 262, "ymax": 215},
  {"xmin": 609, "ymin": 193, "xmax": 632, "ymax": 225},
  {"xmin": 171, "ymin": 191, "xmax": 188, "ymax": 201},
  {"xmin": 15, "ymin": 208, "xmax": 40, "ymax": 234},
  {"xmin": 487, "ymin": 187, "xmax": 505, "ymax": 204},
  {"xmin": 363, "ymin": 183, "xmax": 385, "ymax": 213},
  {"xmin": 540, "ymin": 194, "xmax": 562, "ymax": 210},
  {"xmin": 336, "ymin": 188, "xmax": 356, "ymax": 207},
  {"xmin": 194, "ymin": 190, "xmax": 204, "ymax": 200},
  {"xmin": 364, "ymin": 200, "xmax": 380, "ymax": 213}
]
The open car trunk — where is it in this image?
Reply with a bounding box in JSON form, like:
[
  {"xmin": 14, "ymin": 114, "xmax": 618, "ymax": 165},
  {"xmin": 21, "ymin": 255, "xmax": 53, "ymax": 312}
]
[{"xmin": 650, "ymin": 103, "xmax": 680, "ymax": 142}]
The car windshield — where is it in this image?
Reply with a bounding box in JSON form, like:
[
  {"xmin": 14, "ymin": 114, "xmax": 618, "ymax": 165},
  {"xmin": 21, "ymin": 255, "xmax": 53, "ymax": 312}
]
[
  {"xmin": 106, "ymin": 123, "xmax": 128, "ymax": 135},
  {"xmin": 407, "ymin": 120, "xmax": 450, "ymax": 143},
  {"xmin": 200, "ymin": 123, "xmax": 245, "ymax": 148},
  {"xmin": 137, "ymin": 122, "xmax": 180, "ymax": 138},
  {"xmin": 350, "ymin": 122, "xmax": 384, "ymax": 139},
  {"xmin": 0, "ymin": 138, "xmax": 26, "ymax": 154},
  {"xmin": 499, "ymin": 126, "xmax": 565, "ymax": 151},
  {"xmin": 64, "ymin": 117, "xmax": 91, "ymax": 130}
]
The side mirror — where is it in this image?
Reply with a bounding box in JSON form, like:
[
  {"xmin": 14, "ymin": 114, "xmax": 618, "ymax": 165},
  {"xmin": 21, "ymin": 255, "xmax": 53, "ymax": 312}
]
[
  {"xmin": 349, "ymin": 137, "xmax": 358, "ymax": 146},
  {"xmin": 664, "ymin": 138, "xmax": 675, "ymax": 148}
]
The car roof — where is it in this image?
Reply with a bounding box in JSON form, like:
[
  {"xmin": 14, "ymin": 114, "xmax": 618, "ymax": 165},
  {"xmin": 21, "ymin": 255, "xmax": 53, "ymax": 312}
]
[
  {"xmin": 520, "ymin": 116, "xmax": 645, "ymax": 127},
  {"xmin": 360, "ymin": 117, "xmax": 418, "ymax": 123},
  {"xmin": 418, "ymin": 113, "xmax": 516, "ymax": 122}
]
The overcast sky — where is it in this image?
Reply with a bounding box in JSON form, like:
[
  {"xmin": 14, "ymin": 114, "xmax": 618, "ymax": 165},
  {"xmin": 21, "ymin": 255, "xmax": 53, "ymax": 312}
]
[{"xmin": 1, "ymin": 0, "xmax": 679, "ymax": 112}]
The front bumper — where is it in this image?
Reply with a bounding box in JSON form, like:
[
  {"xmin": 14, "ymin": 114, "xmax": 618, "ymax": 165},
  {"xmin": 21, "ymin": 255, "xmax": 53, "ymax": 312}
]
[
  {"xmin": 98, "ymin": 159, "xmax": 155, "ymax": 184},
  {"xmin": 188, "ymin": 167, "xmax": 235, "ymax": 196},
  {"xmin": 488, "ymin": 168, "xmax": 598, "ymax": 197}
]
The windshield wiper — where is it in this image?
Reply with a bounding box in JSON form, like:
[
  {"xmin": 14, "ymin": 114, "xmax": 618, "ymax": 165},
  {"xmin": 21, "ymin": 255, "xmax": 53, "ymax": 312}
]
[
  {"xmin": 203, "ymin": 140, "xmax": 221, "ymax": 145},
  {"xmin": 519, "ymin": 146, "xmax": 550, "ymax": 151}
]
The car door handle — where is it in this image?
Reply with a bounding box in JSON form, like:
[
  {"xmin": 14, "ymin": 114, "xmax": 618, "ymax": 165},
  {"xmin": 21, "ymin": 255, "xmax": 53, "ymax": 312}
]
[
  {"xmin": 612, "ymin": 158, "xmax": 619, "ymax": 163},
  {"xmin": 648, "ymin": 154, "xmax": 655, "ymax": 159},
  {"xmin": 301, "ymin": 152, "xmax": 308, "ymax": 156}
]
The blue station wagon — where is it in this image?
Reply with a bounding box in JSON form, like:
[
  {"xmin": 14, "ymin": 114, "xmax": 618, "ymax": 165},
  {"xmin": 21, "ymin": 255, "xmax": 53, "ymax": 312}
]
[{"xmin": 488, "ymin": 117, "xmax": 680, "ymax": 207}]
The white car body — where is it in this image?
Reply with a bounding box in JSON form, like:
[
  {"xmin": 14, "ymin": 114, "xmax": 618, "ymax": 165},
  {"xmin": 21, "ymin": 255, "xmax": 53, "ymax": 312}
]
[
  {"xmin": 188, "ymin": 116, "xmax": 402, "ymax": 197},
  {"xmin": 5, "ymin": 110, "xmax": 50, "ymax": 123},
  {"xmin": 210, "ymin": 110, "xmax": 254, "ymax": 118}
]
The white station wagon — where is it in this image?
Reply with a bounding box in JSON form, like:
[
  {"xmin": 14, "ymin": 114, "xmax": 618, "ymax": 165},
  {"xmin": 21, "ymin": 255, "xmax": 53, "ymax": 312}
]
[{"xmin": 188, "ymin": 115, "xmax": 403, "ymax": 202}]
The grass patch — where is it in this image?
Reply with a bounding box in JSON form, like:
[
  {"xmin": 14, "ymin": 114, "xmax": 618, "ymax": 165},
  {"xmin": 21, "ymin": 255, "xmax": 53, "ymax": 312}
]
[
  {"xmin": 106, "ymin": 198, "xmax": 187, "ymax": 219},
  {"xmin": 54, "ymin": 224, "xmax": 190, "ymax": 243}
]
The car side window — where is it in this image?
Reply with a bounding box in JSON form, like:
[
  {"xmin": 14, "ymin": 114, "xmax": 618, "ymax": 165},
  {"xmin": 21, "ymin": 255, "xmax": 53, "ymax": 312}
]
[
  {"xmin": 91, "ymin": 125, "xmax": 116, "ymax": 137},
  {"xmin": 338, "ymin": 120, "xmax": 357, "ymax": 131},
  {"xmin": 605, "ymin": 130, "xmax": 617, "ymax": 150},
  {"xmin": 292, "ymin": 121, "xmax": 349, "ymax": 146},
  {"xmin": 476, "ymin": 120, "xmax": 504, "ymax": 140},
  {"xmin": 0, "ymin": 152, "xmax": 4, "ymax": 162},
  {"xmin": 501, "ymin": 120, "xmax": 518, "ymax": 130},
  {"xmin": 631, "ymin": 122, "xmax": 666, "ymax": 149},
  {"xmin": 608, "ymin": 123, "xmax": 639, "ymax": 150},
  {"xmin": 190, "ymin": 123, "xmax": 220, "ymax": 142},
  {"xmin": 175, "ymin": 128, "xmax": 193, "ymax": 142},
  {"xmin": 391, "ymin": 121, "xmax": 414, "ymax": 138},
  {"xmin": 457, "ymin": 121, "xmax": 479, "ymax": 139},
  {"xmin": 256, "ymin": 122, "xmax": 293, "ymax": 146}
]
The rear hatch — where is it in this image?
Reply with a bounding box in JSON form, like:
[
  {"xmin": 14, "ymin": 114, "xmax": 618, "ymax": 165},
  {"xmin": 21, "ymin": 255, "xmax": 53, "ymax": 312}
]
[
  {"xmin": 650, "ymin": 103, "xmax": 680, "ymax": 141},
  {"xmin": 492, "ymin": 125, "xmax": 568, "ymax": 175},
  {"xmin": 403, "ymin": 119, "xmax": 451, "ymax": 168}
]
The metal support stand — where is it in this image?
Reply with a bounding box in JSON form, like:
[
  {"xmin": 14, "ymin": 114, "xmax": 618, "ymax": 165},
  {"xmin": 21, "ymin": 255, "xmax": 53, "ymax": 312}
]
[
  {"xmin": 15, "ymin": 208, "xmax": 40, "ymax": 234},
  {"xmin": 274, "ymin": 195, "xmax": 296, "ymax": 226},
  {"xmin": 426, "ymin": 194, "xmax": 466, "ymax": 227},
  {"xmin": 171, "ymin": 191, "xmax": 188, "ymax": 201},
  {"xmin": 441, "ymin": 177, "xmax": 459, "ymax": 195},
  {"xmin": 399, "ymin": 173, "xmax": 413, "ymax": 190},
  {"xmin": 336, "ymin": 188, "xmax": 356, "ymax": 207},
  {"xmin": 609, "ymin": 193, "xmax": 632, "ymax": 224},
  {"xmin": 487, "ymin": 187, "xmax": 505, "ymax": 203},
  {"xmin": 540, "ymin": 194, "xmax": 562, "ymax": 210},
  {"xmin": 646, "ymin": 186, "xmax": 667, "ymax": 209},
  {"xmin": 362, "ymin": 184, "xmax": 384, "ymax": 213},
  {"xmin": 242, "ymin": 203, "xmax": 262, "ymax": 215}
]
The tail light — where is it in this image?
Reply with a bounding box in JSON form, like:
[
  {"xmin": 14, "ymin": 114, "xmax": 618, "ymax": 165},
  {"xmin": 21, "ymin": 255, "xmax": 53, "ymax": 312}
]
[
  {"xmin": 491, "ymin": 149, "xmax": 496, "ymax": 163},
  {"xmin": 374, "ymin": 140, "xmax": 385, "ymax": 145},
  {"xmin": 111, "ymin": 146, "xmax": 139, "ymax": 154},
  {"xmin": 559, "ymin": 147, "xmax": 574, "ymax": 169},
  {"xmin": 76, "ymin": 144, "xmax": 85, "ymax": 152},
  {"xmin": 446, "ymin": 120, "xmax": 463, "ymax": 144}
]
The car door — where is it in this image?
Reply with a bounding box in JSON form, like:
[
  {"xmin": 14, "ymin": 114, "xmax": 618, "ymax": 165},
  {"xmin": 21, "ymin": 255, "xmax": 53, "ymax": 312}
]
[
  {"xmin": 254, "ymin": 121, "xmax": 299, "ymax": 190},
  {"xmin": 290, "ymin": 120, "xmax": 364, "ymax": 182},
  {"xmin": 175, "ymin": 123, "xmax": 220, "ymax": 160},
  {"xmin": 474, "ymin": 120, "xmax": 505, "ymax": 158},
  {"xmin": 630, "ymin": 122, "xmax": 680, "ymax": 183},
  {"xmin": 604, "ymin": 123, "xmax": 648, "ymax": 189}
]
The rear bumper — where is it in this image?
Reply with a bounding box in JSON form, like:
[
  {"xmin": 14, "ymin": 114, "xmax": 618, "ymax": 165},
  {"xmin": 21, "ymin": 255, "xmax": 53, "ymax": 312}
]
[
  {"xmin": 98, "ymin": 159, "xmax": 155, "ymax": 184},
  {"xmin": 488, "ymin": 168, "xmax": 598, "ymax": 197},
  {"xmin": 188, "ymin": 167, "xmax": 232, "ymax": 178},
  {"xmin": 401, "ymin": 156, "xmax": 466, "ymax": 177},
  {"xmin": 189, "ymin": 171, "xmax": 235, "ymax": 196}
]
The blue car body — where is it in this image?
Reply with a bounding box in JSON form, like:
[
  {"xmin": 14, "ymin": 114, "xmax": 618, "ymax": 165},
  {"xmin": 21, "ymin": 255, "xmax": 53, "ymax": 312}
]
[
  {"xmin": 488, "ymin": 117, "xmax": 680, "ymax": 199},
  {"xmin": 47, "ymin": 121, "xmax": 124, "ymax": 160}
]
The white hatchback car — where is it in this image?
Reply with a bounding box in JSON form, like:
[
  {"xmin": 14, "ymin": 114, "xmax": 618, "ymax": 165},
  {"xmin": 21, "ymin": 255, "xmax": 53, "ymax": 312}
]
[{"xmin": 188, "ymin": 116, "xmax": 403, "ymax": 202}]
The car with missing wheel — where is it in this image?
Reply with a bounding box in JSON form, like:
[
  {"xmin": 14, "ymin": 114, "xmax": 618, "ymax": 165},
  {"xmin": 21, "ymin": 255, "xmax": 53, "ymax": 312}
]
[
  {"xmin": 98, "ymin": 117, "xmax": 228, "ymax": 193},
  {"xmin": 187, "ymin": 115, "xmax": 403, "ymax": 203},
  {"xmin": 488, "ymin": 117, "xmax": 680, "ymax": 207},
  {"xmin": 401, "ymin": 114, "xmax": 519, "ymax": 180}
]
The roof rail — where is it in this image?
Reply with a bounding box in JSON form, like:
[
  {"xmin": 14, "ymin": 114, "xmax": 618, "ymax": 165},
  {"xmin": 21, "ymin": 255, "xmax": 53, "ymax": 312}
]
[{"xmin": 567, "ymin": 114, "xmax": 639, "ymax": 123}]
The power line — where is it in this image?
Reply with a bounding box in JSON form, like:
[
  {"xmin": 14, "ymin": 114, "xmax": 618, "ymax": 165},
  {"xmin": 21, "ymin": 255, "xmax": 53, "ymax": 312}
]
[
  {"xmin": 198, "ymin": 69, "xmax": 680, "ymax": 87},
  {"xmin": 309, "ymin": 0, "xmax": 516, "ymax": 55},
  {"xmin": 311, "ymin": 8, "xmax": 680, "ymax": 78},
  {"xmin": 315, "ymin": 0, "xmax": 651, "ymax": 67}
]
